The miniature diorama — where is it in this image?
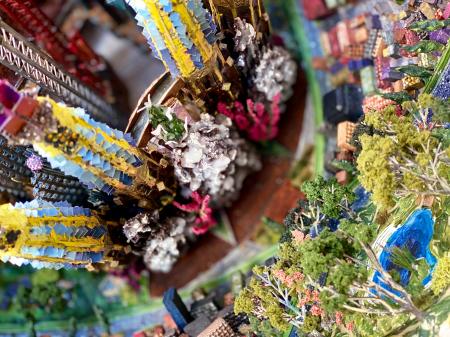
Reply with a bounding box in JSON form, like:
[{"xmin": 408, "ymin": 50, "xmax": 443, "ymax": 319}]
[{"xmin": 0, "ymin": 0, "xmax": 448, "ymax": 336}]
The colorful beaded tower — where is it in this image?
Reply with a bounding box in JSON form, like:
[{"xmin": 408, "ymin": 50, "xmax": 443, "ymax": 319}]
[
  {"xmin": 0, "ymin": 81, "xmax": 176, "ymax": 209},
  {"xmin": 126, "ymin": 0, "xmax": 218, "ymax": 78},
  {"xmin": 0, "ymin": 200, "xmax": 114, "ymax": 269}
]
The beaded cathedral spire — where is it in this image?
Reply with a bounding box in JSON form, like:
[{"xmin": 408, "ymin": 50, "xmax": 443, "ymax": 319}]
[
  {"xmin": 0, "ymin": 136, "xmax": 31, "ymax": 200},
  {"xmin": 124, "ymin": 0, "xmax": 277, "ymax": 147},
  {"xmin": 125, "ymin": 0, "xmax": 243, "ymax": 102},
  {"xmin": 0, "ymin": 81, "xmax": 176, "ymax": 209},
  {"xmin": 126, "ymin": 0, "xmax": 218, "ymax": 79},
  {"xmin": 0, "ymin": 200, "xmax": 116, "ymax": 269}
]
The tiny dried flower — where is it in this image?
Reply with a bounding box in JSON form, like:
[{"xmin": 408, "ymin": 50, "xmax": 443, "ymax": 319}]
[
  {"xmin": 217, "ymin": 93, "xmax": 281, "ymax": 142},
  {"xmin": 335, "ymin": 311, "xmax": 344, "ymax": 325},
  {"xmin": 292, "ymin": 271, "xmax": 304, "ymax": 281},
  {"xmin": 304, "ymin": 289, "xmax": 312, "ymax": 302},
  {"xmin": 312, "ymin": 289, "xmax": 320, "ymax": 302},
  {"xmin": 285, "ymin": 271, "xmax": 305, "ymax": 287},
  {"xmin": 273, "ymin": 269, "xmax": 287, "ymax": 282},
  {"xmin": 299, "ymin": 297, "xmax": 308, "ymax": 307},
  {"xmin": 310, "ymin": 304, "xmax": 323, "ymax": 316},
  {"xmin": 346, "ymin": 321, "xmax": 354, "ymax": 332},
  {"xmin": 284, "ymin": 275, "xmax": 294, "ymax": 287},
  {"xmin": 291, "ymin": 230, "xmax": 305, "ymax": 244}
]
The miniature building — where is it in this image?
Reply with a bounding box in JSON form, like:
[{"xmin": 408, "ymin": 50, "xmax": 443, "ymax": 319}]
[
  {"xmin": 163, "ymin": 287, "xmax": 193, "ymax": 331},
  {"xmin": 337, "ymin": 121, "xmax": 356, "ymax": 152},
  {"xmin": 184, "ymin": 316, "xmax": 212, "ymax": 336},
  {"xmin": 323, "ymin": 85, "xmax": 364, "ymax": 125},
  {"xmin": 218, "ymin": 306, "xmax": 249, "ymax": 333},
  {"xmin": 336, "ymin": 150, "xmax": 353, "ymax": 162},
  {"xmin": 197, "ymin": 317, "xmax": 238, "ymax": 337},
  {"xmin": 190, "ymin": 297, "xmax": 219, "ymax": 321}
]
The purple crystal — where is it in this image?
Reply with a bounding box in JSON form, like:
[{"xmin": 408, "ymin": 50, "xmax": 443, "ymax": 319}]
[
  {"xmin": 26, "ymin": 154, "xmax": 43, "ymax": 172},
  {"xmin": 381, "ymin": 70, "xmax": 404, "ymax": 81},
  {"xmin": 369, "ymin": 15, "xmax": 382, "ymax": 29},
  {"xmin": 381, "ymin": 61, "xmax": 390, "ymax": 76},
  {"xmin": 429, "ymin": 28, "xmax": 450, "ymax": 45}
]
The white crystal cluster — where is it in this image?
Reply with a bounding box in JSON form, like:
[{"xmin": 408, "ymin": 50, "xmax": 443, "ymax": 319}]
[
  {"xmin": 143, "ymin": 216, "xmax": 187, "ymax": 273},
  {"xmin": 233, "ymin": 18, "xmax": 297, "ymax": 103},
  {"xmin": 124, "ymin": 211, "xmax": 191, "ymax": 273},
  {"xmin": 134, "ymin": 111, "xmax": 261, "ymax": 273},
  {"xmin": 233, "ymin": 17, "xmax": 259, "ymax": 72},
  {"xmin": 169, "ymin": 114, "xmax": 261, "ymax": 206},
  {"xmin": 253, "ymin": 46, "xmax": 297, "ymax": 102},
  {"xmin": 123, "ymin": 211, "xmax": 159, "ymax": 245},
  {"xmin": 234, "ymin": 18, "xmax": 256, "ymax": 53}
]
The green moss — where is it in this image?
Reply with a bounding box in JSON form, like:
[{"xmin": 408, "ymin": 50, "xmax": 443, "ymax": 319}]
[
  {"xmin": 357, "ymin": 134, "xmax": 396, "ymax": 210},
  {"xmin": 298, "ymin": 229, "xmax": 346, "ymax": 279},
  {"xmin": 234, "ymin": 288, "xmax": 255, "ymax": 315},
  {"xmin": 147, "ymin": 105, "xmax": 185, "ymax": 141},
  {"xmin": 339, "ymin": 219, "xmax": 376, "ymax": 246},
  {"xmin": 431, "ymin": 256, "xmax": 450, "ymax": 295},
  {"xmin": 266, "ymin": 303, "xmax": 290, "ymax": 331},
  {"xmin": 319, "ymin": 291, "xmax": 345, "ymax": 313},
  {"xmin": 403, "ymin": 172, "xmax": 425, "ymax": 191},
  {"xmin": 301, "ymin": 176, "xmax": 355, "ymax": 218},
  {"xmin": 301, "ymin": 315, "xmax": 320, "ymax": 333}
]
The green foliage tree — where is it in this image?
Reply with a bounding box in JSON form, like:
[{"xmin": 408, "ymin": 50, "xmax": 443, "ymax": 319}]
[
  {"xmin": 339, "ymin": 219, "xmax": 376, "ymax": 248},
  {"xmin": 301, "ymin": 177, "xmax": 355, "ymax": 219},
  {"xmin": 357, "ymin": 133, "xmax": 396, "ymax": 209},
  {"xmin": 356, "ymin": 96, "xmax": 450, "ymax": 210},
  {"xmin": 235, "ymin": 273, "xmax": 292, "ymax": 332},
  {"xmin": 298, "ymin": 229, "xmax": 348, "ymax": 279},
  {"xmin": 30, "ymin": 269, "xmax": 59, "ymax": 286},
  {"xmin": 14, "ymin": 284, "xmax": 67, "ymax": 313}
]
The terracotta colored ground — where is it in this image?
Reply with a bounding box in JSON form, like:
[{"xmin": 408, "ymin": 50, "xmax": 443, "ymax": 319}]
[{"xmin": 149, "ymin": 70, "xmax": 307, "ymax": 296}]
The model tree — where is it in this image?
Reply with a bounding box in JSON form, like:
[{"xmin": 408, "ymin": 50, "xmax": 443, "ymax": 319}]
[
  {"xmin": 235, "ymin": 177, "xmax": 431, "ymax": 336},
  {"xmin": 357, "ymin": 94, "xmax": 450, "ymax": 210}
]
